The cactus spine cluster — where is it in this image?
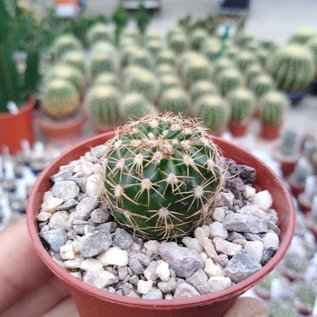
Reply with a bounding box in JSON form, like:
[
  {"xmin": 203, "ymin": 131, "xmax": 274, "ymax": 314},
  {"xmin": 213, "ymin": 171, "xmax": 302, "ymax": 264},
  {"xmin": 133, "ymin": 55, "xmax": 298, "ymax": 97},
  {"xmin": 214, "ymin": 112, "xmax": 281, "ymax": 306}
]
[
  {"xmin": 86, "ymin": 23, "xmax": 113, "ymax": 46},
  {"xmin": 217, "ymin": 68, "xmax": 243, "ymax": 96},
  {"xmin": 260, "ymin": 91, "xmax": 289, "ymax": 125},
  {"xmin": 41, "ymin": 79, "xmax": 80, "ymax": 119},
  {"xmin": 103, "ymin": 113, "xmax": 224, "ymax": 240},
  {"xmin": 190, "ymin": 80, "xmax": 218, "ymax": 102},
  {"xmin": 267, "ymin": 44, "xmax": 315, "ymax": 92}
]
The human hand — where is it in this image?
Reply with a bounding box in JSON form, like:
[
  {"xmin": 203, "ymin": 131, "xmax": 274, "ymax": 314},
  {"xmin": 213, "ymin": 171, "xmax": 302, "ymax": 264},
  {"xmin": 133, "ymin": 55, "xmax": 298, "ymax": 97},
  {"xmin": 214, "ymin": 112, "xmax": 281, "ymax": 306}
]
[{"xmin": 0, "ymin": 219, "xmax": 268, "ymax": 317}]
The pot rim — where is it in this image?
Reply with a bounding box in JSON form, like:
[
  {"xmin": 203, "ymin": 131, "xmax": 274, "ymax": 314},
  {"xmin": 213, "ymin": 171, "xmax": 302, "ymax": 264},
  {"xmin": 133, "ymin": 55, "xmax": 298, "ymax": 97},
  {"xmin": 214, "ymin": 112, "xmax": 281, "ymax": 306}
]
[
  {"xmin": 0, "ymin": 96, "xmax": 35, "ymax": 119},
  {"xmin": 26, "ymin": 132, "xmax": 295, "ymax": 309}
]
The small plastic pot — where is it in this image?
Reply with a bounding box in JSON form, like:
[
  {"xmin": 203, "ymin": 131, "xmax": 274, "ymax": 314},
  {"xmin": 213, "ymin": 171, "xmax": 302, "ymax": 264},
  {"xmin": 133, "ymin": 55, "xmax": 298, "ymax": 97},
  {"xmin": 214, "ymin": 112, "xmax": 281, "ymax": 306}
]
[
  {"xmin": 287, "ymin": 175, "xmax": 304, "ymax": 198},
  {"xmin": 228, "ymin": 123, "xmax": 247, "ymax": 138},
  {"xmin": 285, "ymin": 91, "xmax": 308, "ymax": 106},
  {"xmin": 0, "ymin": 97, "xmax": 35, "ymax": 154},
  {"xmin": 298, "ymin": 193, "xmax": 312, "ymax": 214},
  {"xmin": 26, "ymin": 133, "xmax": 295, "ymax": 317},
  {"xmin": 272, "ymin": 149, "xmax": 298, "ymax": 177},
  {"xmin": 260, "ymin": 123, "xmax": 281, "ymax": 141}
]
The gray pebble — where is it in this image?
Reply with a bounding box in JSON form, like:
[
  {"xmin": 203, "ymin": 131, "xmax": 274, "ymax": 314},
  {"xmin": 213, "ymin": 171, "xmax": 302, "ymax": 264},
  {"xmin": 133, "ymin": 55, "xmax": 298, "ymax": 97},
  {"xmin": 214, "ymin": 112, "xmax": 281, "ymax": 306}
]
[
  {"xmin": 244, "ymin": 233, "xmax": 262, "ymax": 241},
  {"xmin": 48, "ymin": 211, "xmax": 69, "ymax": 229},
  {"xmin": 174, "ymin": 282, "xmax": 200, "ymax": 299},
  {"xmin": 182, "ymin": 237, "xmax": 203, "ymax": 253},
  {"xmin": 50, "ymin": 169, "xmax": 73, "ymax": 183},
  {"xmin": 157, "ymin": 278, "xmax": 177, "ymax": 293},
  {"xmin": 74, "ymin": 197, "xmax": 98, "ymax": 220},
  {"xmin": 51, "ymin": 181, "xmax": 79, "ymax": 202},
  {"xmin": 80, "ymin": 230, "xmax": 112, "ymax": 257},
  {"xmin": 143, "ymin": 261, "xmax": 158, "ymax": 281},
  {"xmin": 97, "ymin": 222, "xmax": 118, "ymax": 234},
  {"xmin": 113, "ymin": 228, "xmax": 133, "ymax": 250},
  {"xmin": 118, "ymin": 266, "xmax": 129, "ymax": 280},
  {"xmin": 57, "ymin": 199, "xmax": 78, "ymax": 211},
  {"xmin": 128, "ymin": 275, "xmax": 139, "ymax": 285},
  {"xmin": 129, "ymin": 253, "xmax": 151, "ymax": 275},
  {"xmin": 223, "ymin": 213, "xmax": 268, "ymax": 233},
  {"xmin": 186, "ymin": 269, "xmax": 210, "ymax": 295},
  {"xmin": 90, "ymin": 208, "xmax": 110, "ymax": 224},
  {"xmin": 40, "ymin": 228, "xmax": 67, "ymax": 252},
  {"xmin": 142, "ymin": 288, "xmax": 163, "ymax": 300}
]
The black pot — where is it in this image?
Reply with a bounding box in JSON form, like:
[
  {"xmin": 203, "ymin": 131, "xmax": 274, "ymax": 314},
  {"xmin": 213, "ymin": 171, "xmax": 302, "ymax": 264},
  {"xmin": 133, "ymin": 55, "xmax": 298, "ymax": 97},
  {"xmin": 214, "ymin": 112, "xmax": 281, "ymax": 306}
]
[{"xmin": 285, "ymin": 91, "xmax": 308, "ymax": 106}]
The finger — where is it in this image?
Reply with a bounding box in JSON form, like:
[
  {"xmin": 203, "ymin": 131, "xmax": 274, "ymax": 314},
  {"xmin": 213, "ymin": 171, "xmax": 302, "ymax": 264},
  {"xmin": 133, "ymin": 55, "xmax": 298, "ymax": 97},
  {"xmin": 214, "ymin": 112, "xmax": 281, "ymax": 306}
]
[
  {"xmin": 0, "ymin": 218, "xmax": 52, "ymax": 312},
  {"xmin": 42, "ymin": 296, "xmax": 79, "ymax": 317},
  {"xmin": 1, "ymin": 276, "xmax": 69, "ymax": 317},
  {"xmin": 224, "ymin": 297, "xmax": 268, "ymax": 317}
]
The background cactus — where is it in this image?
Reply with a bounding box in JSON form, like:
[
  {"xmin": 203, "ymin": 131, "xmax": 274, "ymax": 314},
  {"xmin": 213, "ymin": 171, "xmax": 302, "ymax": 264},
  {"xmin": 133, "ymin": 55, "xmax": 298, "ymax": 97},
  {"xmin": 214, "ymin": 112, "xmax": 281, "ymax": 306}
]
[
  {"xmin": 194, "ymin": 94, "xmax": 229, "ymax": 134},
  {"xmin": 159, "ymin": 87, "xmax": 191, "ymax": 114},
  {"xmin": 213, "ymin": 57, "xmax": 236, "ymax": 79},
  {"xmin": 146, "ymin": 39, "xmax": 162, "ymax": 58},
  {"xmin": 269, "ymin": 301, "xmax": 298, "ymax": 317},
  {"xmin": 250, "ymin": 73, "xmax": 275, "ymax": 98},
  {"xmin": 279, "ymin": 130, "xmax": 299, "ymax": 157},
  {"xmin": 190, "ymin": 28, "xmax": 208, "ymax": 51},
  {"xmin": 51, "ymin": 34, "xmax": 82, "ymax": 60},
  {"xmin": 260, "ymin": 91, "xmax": 289, "ymax": 125},
  {"xmin": 158, "ymin": 74, "xmax": 181, "ymax": 95},
  {"xmin": 94, "ymin": 73, "xmax": 119, "ymax": 88},
  {"xmin": 267, "ymin": 44, "xmax": 315, "ymax": 92},
  {"xmin": 167, "ymin": 32, "xmax": 187, "ymax": 54},
  {"xmin": 61, "ymin": 50, "xmax": 86, "ymax": 75},
  {"xmin": 227, "ymin": 88, "xmax": 255, "ymax": 125},
  {"xmin": 85, "ymin": 85, "xmax": 121, "ymax": 130},
  {"xmin": 156, "ymin": 64, "xmax": 175, "ymax": 76},
  {"xmin": 156, "ymin": 49, "xmax": 176, "ymax": 67},
  {"xmin": 190, "ymin": 80, "xmax": 218, "ymax": 102},
  {"xmin": 103, "ymin": 113, "xmax": 224, "ymax": 240},
  {"xmin": 237, "ymin": 50, "xmax": 257, "ymax": 72},
  {"xmin": 89, "ymin": 49, "xmax": 119, "ymax": 78},
  {"xmin": 41, "ymin": 79, "xmax": 80, "ymax": 119},
  {"xmin": 245, "ymin": 63, "xmax": 263, "ymax": 84},
  {"xmin": 217, "ymin": 68, "xmax": 243, "ymax": 96},
  {"xmin": 203, "ymin": 37, "xmax": 221, "ymax": 62},
  {"xmin": 295, "ymin": 282, "xmax": 316, "ymax": 307},
  {"xmin": 289, "ymin": 28, "xmax": 316, "ymax": 45},
  {"xmin": 86, "ymin": 23, "xmax": 113, "ymax": 46},
  {"xmin": 293, "ymin": 158, "xmax": 313, "ymax": 186},
  {"xmin": 127, "ymin": 48, "xmax": 153, "ymax": 69}
]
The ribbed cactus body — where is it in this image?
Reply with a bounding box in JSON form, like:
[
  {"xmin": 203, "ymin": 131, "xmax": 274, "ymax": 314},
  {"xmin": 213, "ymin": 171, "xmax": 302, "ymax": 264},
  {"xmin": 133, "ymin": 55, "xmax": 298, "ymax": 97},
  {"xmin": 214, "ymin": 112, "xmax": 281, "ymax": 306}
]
[
  {"xmin": 145, "ymin": 31, "xmax": 160, "ymax": 42},
  {"xmin": 203, "ymin": 38, "xmax": 221, "ymax": 62},
  {"xmin": 51, "ymin": 34, "xmax": 82, "ymax": 60},
  {"xmin": 194, "ymin": 94, "xmax": 229, "ymax": 133},
  {"xmin": 167, "ymin": 33, "xmax": 187, "ymax": 54},
  {"xmin": 41, "ymin": 79, "xmax": 80, "ymax": 119},
  {"xmin": 224, "ymin": 45, "xmax": 239, "ymax": 61},
  {"xmin": 228, "ymin": 88, "xmax": 255, "ymax": 124},
  {"xmin": 120, "ymin": 92, "xmax": 157, "ymax": 120},
  {"xmin": 103, "ymin": 113, "xmax": 223, "ymax": 240},
  {"xmin": 159, "ymin": 87, "xmax": 190, "ymax": 114},
  {"xmin": 190, "ymin": 28, "xmax": 208, "ymax": 51},
  {"xmin": 213, "ymin": 57, "xmax": 235, "ymax": 78},
  {"xmin": 190, "ymin": 80, "xmax": 218, "ymax": 102},
  {"xmin": 121, "ymin": 45, "xmax": 139, "ymax": 67},
  {"xmin": 127, "ymin": 48, "xmax": 153, "ymax": 69},
  {"xmin": 90, "ymin": 50, "xmax": 119, "ymax": 78},
  {"xmin": 156, "ymin": 49, "xmax": 176, "ymax": 67},
  {"xmin": 256, "ymin": 49, "xmax": 269, "ymax": 67},
  {"xmin": 85, "ymin": 85, "xmax": 120, "ymax": 129},
  {"xmin": 260, "ymin": 91, "xmax": 289, "ymax": 125},
  {"xmin": 250, "ymin": 74, "xmax": 275, "ymax": 97},
  {"xmin": 236, "ymin": 32, "xmax": 255, "ymax": 48},
  {"xmin": 94, "ymin": 73, "xmax": 118, "ymax": 88},
  {"xmin": 86, "ymin": 23, "xmax": 113, "ymax": 46},
  {"xmin": 308, "ymin": 37, "xmax": 317, "ymax": 74},
  {"xmin": 158, "ymin": 74, "xmax": 180, "ymax": 95},
  {"xmin": 121, "ymin": 28, "xmax": 140, "ymax": 42},
  {"xmin": 245, "ymin": 63, "xmax": 263, "ymax": 84},
  {"xmin": 267, "ymin": 44, "xmax": 315, "ymax": 92},
  {"xmin": 61, "ymin": 50, "xmax": 86, "ymax": 75},
  {"xmin": 166, "ymin": 26, "xmax": 185, "ymax": 43},
  {"xmin": 217, "ymin": 68, "xmax": 243, "ymax": 96},
  {"xmin": 289, "ymin": 28, "xmax": 316, "ymax": 45},
  {"xmin": 237, "ymin": 50, "xmax": 257, "ymax": 72}
]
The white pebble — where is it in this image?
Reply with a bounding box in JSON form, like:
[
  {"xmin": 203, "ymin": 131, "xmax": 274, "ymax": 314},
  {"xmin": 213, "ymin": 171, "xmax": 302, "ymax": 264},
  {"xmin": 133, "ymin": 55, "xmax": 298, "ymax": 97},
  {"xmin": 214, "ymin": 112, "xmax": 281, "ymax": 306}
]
[
  {"xmin": 244, "ymin": 185, "xmax": 256, "ymax": 199},
  {"xmin": 84, "ymin": 270, "xmax": 116, "ymax": 289},
  {"xmin": 213, "ymin": 237, "xmax": 242, "ymax": 256},
  {"xmin": 137, "ymin": 280, "xmax": 153, "ymax": 295},
  {"xmin": 70, "ymin": 272, "xmax": 81, "ymax": 279},
  {"xmin": 209, "ymin": 222, "xmax": 228, "ymax": 239},
  {"xmin": 208, "ymin": 276, "xmax": 231, "ymax": 292},
  {"xmin": 253, "ymin": 190, "xmax": 272, "ymax": 211},
  {"xmin": 86, "ymin": 174, "xmax": 104, "ymax": 199},
  {"xmin": 64, "ymin": 258, "xmax": 82, "ymax": 269},
  {"xmin": 37, "ymin": 212, "xmax": 52, "ymax": 221},
  {"xmin": 201, "ymin": 237, "xmax": 217, "ymax": 258},
  {"xmin": 144, "ymin": 240, "xmax": 160, "ymax": 254},
  {"xmin": 60, "ymin": 244, "xmax": 75, "ymax": 260},
  {"xmin": 80, "ymin": 259, "xmax": 104, "ymax": 271},
  {"xmin": 204, "ymin": 258, "xmax": 224, "ymax": 277},
  {"xmin": 194, "ymin": 227, "xmax": 208, "ymax": 241},
  {"xmin": 212, "ymin": 207, "xmax": 226, "ymax": 222},
  {"xmin": 41, "ymin": 192, "xmax": 63, "ymax": 213},
  {"xmin": 97, "ymin": 247, "xmax": 129, "ymax": 267},
  {"xmin": 155, "ymin": 261, "xmax": 170, "ymax": 282},
  {"xmin": 262, "ymin": 231, "xmax": 279, "ymax": 250},
  {"xmin": 244, "ymin": 241, "xmax": 264, "ymax": 263}
]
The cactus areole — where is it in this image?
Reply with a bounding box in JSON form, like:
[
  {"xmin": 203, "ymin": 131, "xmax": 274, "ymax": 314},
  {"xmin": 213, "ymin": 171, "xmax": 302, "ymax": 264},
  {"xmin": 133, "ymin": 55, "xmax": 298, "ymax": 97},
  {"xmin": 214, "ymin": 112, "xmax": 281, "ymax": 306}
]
[{"xmin": 103, "ymin": 114, "xmax": 223, "ymax": 240}]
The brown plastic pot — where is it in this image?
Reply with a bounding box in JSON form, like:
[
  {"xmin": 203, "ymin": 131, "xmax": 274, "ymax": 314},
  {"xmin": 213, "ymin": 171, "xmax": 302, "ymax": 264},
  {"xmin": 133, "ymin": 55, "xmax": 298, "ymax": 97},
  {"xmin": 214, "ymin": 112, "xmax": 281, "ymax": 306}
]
[
  {"xmin": 0, "ymin": 96, "xmax": 35, "ymax": 154},
  {"xmin": 298, "ymin": 193, "xmax": 312, "ymax": 214},
  {"xmin": 272, "ymin": 149, "xmax": 298, "ymax": 177},
  {"xmin": 287, "ymin": 175, "xmax": 304, "ymax": 198},
  {"xmin": 26, "ymin": 133, "xmax": 295, "ymax": 317},
  {"xmin": 228, "ymin": 123, "xmax": 247, "ymax": 138},
  {"xmin": 37, "ymin": 110, "xmax": 85, "ymax": 142},
  {"xmin": 260, "ymin": 123, "xmax": 281, "ymax": 140}
]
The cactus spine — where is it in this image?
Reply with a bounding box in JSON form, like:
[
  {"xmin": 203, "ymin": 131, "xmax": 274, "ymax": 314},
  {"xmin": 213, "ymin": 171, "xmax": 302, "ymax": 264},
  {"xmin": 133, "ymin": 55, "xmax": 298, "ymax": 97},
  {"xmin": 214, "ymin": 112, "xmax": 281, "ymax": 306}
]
[
  {"xmin": 159, "ymin": 87, "xmax": 190, "ymax": 114},
  {"xmin": 103, "ymin": 113, "xmax": 224, "ymax": 240}
]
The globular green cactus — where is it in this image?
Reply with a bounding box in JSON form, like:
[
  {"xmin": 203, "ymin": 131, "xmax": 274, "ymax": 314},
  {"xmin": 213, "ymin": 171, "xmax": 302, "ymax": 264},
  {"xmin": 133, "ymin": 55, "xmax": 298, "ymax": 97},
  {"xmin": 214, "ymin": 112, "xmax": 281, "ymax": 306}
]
[
  {"xmin": 167, "ymin": 32, "xmax": 187, "ymax": 54},
  {"xmin": 235, "ymin": 32, "xmax": 255, "ymax": 48},
  {"xmin": 41, "ymin": 79, "xmax": 80, "ymax": 119},
  {"xmin": 158, "ymin": 74, "xmax": 180, "ymax": 95},
  {"xmin": 159, "ymin": 87, "xmax": 191, "ymax": 114},
  {"xmin": 94, "ymin": 73, "xmax": 119, "ymax": 88},
  {"xmin": 146, "ymin": 39, "xmax": 162, "ymax": 58},
  {"xmin": 295, "ymin": 282, "xmax": 316, "ymax": 306},
  {"xmin": 51, "ymin": 34, "xmax": 82, "ymax": 60},
  {"xmin": 119, "ymin": 36, "xmax": 138, "ymax": 50},
  {"xmin": 145, "ymin": 31, "xmax": 160, "ymax": 42},
  {"xmin": 86, "ymin": 23, "xmax": 113, "ymax": 46},
  {"xmin": 61, "ymin": 50, "xmax": 86, "ymax": 75},
  {"xmin": 120, "ymin": 27, "xmax": 140, "ymax": 43},
  {"xmin": 279, "ymin": 130, "xmax": 298, "ymax": 157},
  {"xmin": 156, "ymin": 64, "xmax": 175, "ymax": 76},
  {"xmin": 223, "ymin": 44, "xmax": 239, "ymax": 61},
  {"xmin": 308, "ymin": 37, "xmax": 317, "ymax": 74},
  {"xmin": 156, "ymin": 49, "xmax": 176, "ymax": 67},
  {"xmin": 227, "ymin": 88, "xmax": 255, "ymax": 125},
  {"xmin": 85, "ymin": 85, "xmax": 121, "ymax": 130},
  {"xmin": 121, "ymin": 45, "xmax": 139, "ymax": 67},
  {"xmin": 259, "ymin": 38, "xmax": 278, "ymax": 52},
  {"xmin": 244, "ymin": 63, "xmax": 263, "ymax": 84},
  {"xmin": 212, "ymin": 57, "xmax": 235, "ymax": 78},
  {"xmin": 203, "ymin": 37, "xmax": 221, "ymax": 62},
  {"xmin": 120, "ymin": 92, "xmax": 157, "ymax": 121},
  {"xmin": 127, "ymin": 48, "xmax": 153, "ymax": 69},
  {"xmin": 190, "ymin": 80, "xmax": 218, "ymax": 102},
  {"xmin": 166, "ymin": 25, "xmax": 185, "ymax": 43},
  {"xmin": 269, "ymin": 301, "xmax": 298, "ymax": 317},
  {"xmin": 103, "ymin": 113, "xmax": 224, "ymax": 240},
  {"xmin": 91, "ymin": 41, "xmax": 117, "ymax": 57},
  {"xmin": 260, "ymin": 91, "xmax": 289, "ymax": 125},
  {"xmin": 256, "ymin": 48, "xmax": 270, "ymax": 67},
  {"xmin": 289, "ymin": 28, "xmax": 316, "ymax": 45},
  {"xmin": 293, "ymin": 158, "xmax": 313, "ymax": 186},
  {"xmin": 250, "ymin": 74, "xmax": 275, "ymax": 98},
  {"xmin": 194, "ymin": 94, "xmax": 229, "ymax": 134},
  {"xmin": 237, "ymin": 50, "xmax": 257, "ymax": 72},
  {"xmin": 125, "ymin": 67, "xmax": 159, "ymax": 102},
  {"xmin": 190, "ymin": 28, "xmax": 208, "ymax": 51},
  {"xmin": 267, "ymin": 44, "xmax": 315, "ymax": 92},
  {"xmin": 217, "ymin": 68, "xmax": 243, "ymax": 96}
]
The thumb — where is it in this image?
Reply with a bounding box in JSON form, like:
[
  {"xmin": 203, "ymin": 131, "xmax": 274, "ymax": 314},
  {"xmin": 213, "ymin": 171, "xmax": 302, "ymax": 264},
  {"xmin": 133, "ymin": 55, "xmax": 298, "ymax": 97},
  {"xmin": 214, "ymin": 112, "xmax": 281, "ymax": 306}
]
[{"xmin": 224, "ymin": 297, "xmax": 268, "ymax": 317}]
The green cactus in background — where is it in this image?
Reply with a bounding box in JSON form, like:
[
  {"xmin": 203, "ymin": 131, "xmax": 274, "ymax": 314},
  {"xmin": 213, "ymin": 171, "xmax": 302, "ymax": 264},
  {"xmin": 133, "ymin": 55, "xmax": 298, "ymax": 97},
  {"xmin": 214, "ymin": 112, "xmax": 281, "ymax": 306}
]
[
  {"xmin": 289, "ymin": 28, "xmax": 316, "ymax": 45},
  {"xmin": 308, "ymin": 37, "xmax": 317, "ymax": 75},
  {"xmin": 279, "ymin": 130, "xmax": 298, "ymax": 156},
  {"xmin": 121, "ymin": 27, "xmax": 140, "ymax": 43},
  {"xmin": 244, "ymin": 63, "xmax": 263, "ymax": 84},
  {"xmin": 293, "ymin": 158, "xmax": 313, "ymax": 186},
  {"xmin": 213, "ymin": 57, "xmax": 235, "ymax": 78},
  {"xmin": 237, "ymin": 50, "xmax": 257, "ymax": 72},
  {"xmin": 167, "ymin": 32, "xmax": 187, "ymax": 54},
  {"xmin": 158, "ymin": 74, "xmax": 180, "ymax": 95},
  {"xmin": 267, "ymin": 44, "xmax": 315, "ymax": 92},
  {"xmin": 112, "ymin": 5, "xmax": 129, "ymax": 46},
  {"xmin": 156, "ymin": 64, "xmax": 175, "ymax": 76},
  {"xmin": 227, "ymin": 88, "xmax": 255, "ymax": 125},
  {"xmin": 120, "ymin": 92, "xmax": 157, "ymax": 121},
  {"xmin": 103, "ymin": 113, "xmax": 224, "ymax": 240},
  {"xmin": 119, "ymin": 36, "xmax": 138, "ymax": 50},
  {"xmin": 125, "ymin": 67, "xmax": 159, "ymax": 102},
  {"xmin": 145, "ymin": 31, "xmax": 160, "ymax": 42},
  {"xmin": 51, "ymin": 34, "xmax": 82, "ymax": 60},
  {"xmin": 194, "ymin": 94, "xmax": 229, "ymax": 134},
  {"xmin": 86, "ymin": 23, "xmax": 113, "ymax": 46},
  {"xmin": 217, "ymin": 68, "xmax": 243, "ymax": 96},
  {"xmin": 166, "ymin": 25, "xmax": 186, "ymax": 43},
  {"xmin": 61, "ymin": 50, "xmax": 86, "ymax": 75},
  {"xmin": 127, "ymin": 48, "xmax": 153, "ymax": 69},
  {"xmin": 135, "ymin": 3, "xmax": 150, "ymax": 36},
  {"xmin": 91, "ymin": 41, "xmax": 117, "ymax": 56},
  {"xmin": 41, "ymin": 79, "xmax": 80, "ymax": 119},
  {"xmin": 90, "ymin": 48, "xmax": 119, "ymax": 78},
  {"xmin": 94, "ymin": 73, "xmax": 119, "ymax": 88},
  {"xmin": 203, "ymin": 37, "xmax": 221, "ymax": 62},
  {"xmin": 260, "ymin": 91, "xmax": 289, "ymax": 125},
  {"xmin": 235, "ymin": 32, "xmax": 255, "ymax": 48},
  {"xmin": 190, "ymin": 80, "xmax": 218, "ymax": 102},
  {"xmin": 223, "ymin": 44, "xmax": 239, "ymax": 61},
  {"xmin": 295, "ymin": 282, "xmax": 316, "ymax": 306},
  {"xmin": 159, "ymin": 87, "xmax": 191, "ymax": 114},
  {"xmin": 259, "ymin": 38, "xmax": 278, "ymax": 52},
  {"xmin": 269, "ymin": 301, "xmax": 298, "ymax": 317},
  {"xmin": 121, "ymin": 45, "xmax": 139, "ymax": 67},
  {"xmin": 250, "ymin": 74, "xmax": 275, "ymax": 98},
  {"xmin": 157, "ymin": 49, "xmax": 176, "ymax": 67},
  {"xmin": 146, "ymin": 39, "xmax": 162, "ymax": 58},
  {"xmin": 85, "ymin": 85, "xmax": 121, "ymax": 130},
  {"xmin": 190, "ymin": 28, "xmax": 208, "ymax": 51}
]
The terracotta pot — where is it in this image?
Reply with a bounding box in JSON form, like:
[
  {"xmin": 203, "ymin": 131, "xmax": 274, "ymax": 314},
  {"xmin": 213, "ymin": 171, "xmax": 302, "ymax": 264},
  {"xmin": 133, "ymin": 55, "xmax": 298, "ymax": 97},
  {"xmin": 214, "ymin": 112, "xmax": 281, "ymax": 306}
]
[
  {"xmin": 272, "ymin": 150, "xmax": 298, "ymax": 177},
  {"xmin": 298, "ymin": 193, "xmax": 312, "ymax": 214},
  {"xmin": 287, "ymin": 175, "xmax": 304, "ymax": 198},
  {"xmin": 0, "ymin": 97, "xmax": 35, "ymax": 154},
  {"xmin": 37, "ymin": 111, "xmax": 85, "ymax": 142},
  {"xmin": 26, "ymin": 133, "xmax": 295, "ymax": 317},
  {"xmin": 228, "ymin": 123, "xmax": 247, "ymax": 138},
  {"xmin": 260, "ymin": 123, "xmax": 281, "ymax": 141}
]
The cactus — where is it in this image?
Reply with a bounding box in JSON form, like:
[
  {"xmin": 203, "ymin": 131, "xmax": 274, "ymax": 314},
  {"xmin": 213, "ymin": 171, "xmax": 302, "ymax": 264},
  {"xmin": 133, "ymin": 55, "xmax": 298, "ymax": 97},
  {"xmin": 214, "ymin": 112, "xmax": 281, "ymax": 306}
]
[
  {"xmin": 158, "ymin": 74, "xmax": 180, "ymax": 95},
  {"xmin": 121, "ymin": 27, "xmax": 140, "ymax": 43},
  {"xmin": 269, "ymin": 301, "xmax": 298, "ymax": 317},
  {"xmin": 156, "ymin": 64, "xmax": 175, "ymax": 76},
  {"xmin": 203, "ymin": 37, "xmax": 221, "ymax": 62},
  {"xmin": 213, "ymin": 57, "xmax": 235, "ymax": 78},
  {"xmin": 250, "ymin": 74, "xmax": 275, "ymax": 98},
  {"xmin": 237, "ymin": 50, "xmax": 257, "ymax": 72},
  {"xmin": 308, "ymin": 37, "xmax": 317, "ymax": 74},
  {"xmin": 91, "ymin": 41, "xmax": 117, "ymax": 57},
  {"xmin": 125, "ymin": 67, "xmax": 159, "ymax": 102},
  {"xmin": 267, "ymin": 44, "xmax": 315, "ymax": 92},
  {"xmin": 190, "ymin": 28, "xmax": 208, "ymax": 51},
  {"xmin": 156, "ymin": 49, "xmax": 176, "ymax": 67},
  {"xmin": 166, "ymin": 25, "xmax": 185, "ymax": 43},
  {"xmin": 85, "ymin": 85, "xmax": 120, "ymax": 130},
  {"xmin": 279, "ymin": 130, "xmax": 298, "ymax": 157},
  {"xmin": 41, "ymin": 79, "xmax": 80, "ymax": 119},
  {"xmin": 159, "ymin": 87, "xmax": 190, "ymax": 114},
  {"xmin": 223, "ymin": 45, "xmax": 239, "ymax": 61},
  {"xmin": 167, "ymin": 32, "xmax": 187, "ymax": 54},
  {"xmin": 146, "ymin": 39, "xmax": 162, "ymax": 58},
  {"xmin": 94, "ymin": 73, "xmax": 118, "ymax": 88},
  {"xmin": 190, "ymin": 80, "xmax": 218, "ymax": 102},
  {"xmin": 121, "ymin": 45, "xmax": 139, "ymax": 67},
  {"xmin": 61, "ymin": 50, "xmax": 86, "ymax": 75},
  {"xmin": 194, "ymin": 94, "xmax": 229, "ymax": 134},
  {"xmin": 260, "ymin": 38, "xmax": 278, "ymax": 52},
  {"xmin": 51, "ymin": 34, "xmax": 82, "ymax": 60},
  {"xmin": 103, "ymin": 113, "xmax": 224, "ymax": 240},
  {"xmin": 244, "ymin": 63, "xmax": 263, "ymax": 84},
  {"xmin": 217, "ymin": 68, "xmax": 243, "ymax": 96},
  {"xmin": 293, "ymin": 158, "xmax": 313, "ymax": 186},
  {"xmin": 289, "ymin": 28, "xmax": 316, "ymax": 45},
  {"xmin": 86, "ymin": 23, "xmax": 113, "ymax": 46},
  {"xmin": 227, "ymin": 88, "xmax": 255, "ymax": 125},
  {"xmin": 145, "ymin": 31, "xmax": 160, "ymax": 42},
  {"xmin": 260, "ymin": 91, "xmax": 289, "ymax": 125},
  {"xmin": 90, "ymin": 48, "xmax": 119, "ymax": 78},
  {"xmin": 120, "ymin": 92, "xmax": 157, "ymax": 121},
  {"xmin": 235, "ymin": 32, "xmax": 255, "ymax": 48},
  {"xmin": 256, "ymin": 48, "xmax": 269, "ymax": 67},
  {"xmin": 127, "ymin": 48, "xmax": 153, "ymax": 69},
  {"xmin": 295, "ymin": 283, "xmax": 316, "ymax": 306}
]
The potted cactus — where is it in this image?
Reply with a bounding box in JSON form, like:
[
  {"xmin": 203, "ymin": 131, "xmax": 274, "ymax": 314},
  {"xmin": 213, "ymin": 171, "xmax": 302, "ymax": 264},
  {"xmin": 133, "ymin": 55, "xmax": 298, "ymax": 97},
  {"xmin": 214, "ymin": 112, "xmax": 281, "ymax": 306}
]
[
  {"xmin": 190, "ymin": 80, "xmax": 218, "ymax": 103},
  {"xmin": 159, "ymin": 87, "xmax": 191, "ymax": 114},
  {"xmin": 307, "ymin": 37, "xmax": 317, "ymax": 95},
  {"xmin": 298, "ymin": 175, "xmax": 317, "ymax": 214},
  {"xmin": 51, "ymin": 34, "xmax": 82, "ymax": 61},
  {"xmin": 267, "ymin": 44, "xmax": 315, "ymax": 105},
  {"xmin": 259, "ymin": 91, "xmax": 289, "ymax": 140},
  {"xmin": 227, "ymin": 88, "xmax": 255, "ymax": 137},
  {"xmin": 86, "ymin": 23, "xmax": 114, "ymax": 47},
  {"xmin": 289, "ymin": 28, "xmax": 316, "ymax": 45},
  {"xmin": 294, "ymin": 282, "xmax": 316, "ymax": 315},
  {"xmin": 217, "ymin": 68, "xmax": 243, "ymax": 96}
]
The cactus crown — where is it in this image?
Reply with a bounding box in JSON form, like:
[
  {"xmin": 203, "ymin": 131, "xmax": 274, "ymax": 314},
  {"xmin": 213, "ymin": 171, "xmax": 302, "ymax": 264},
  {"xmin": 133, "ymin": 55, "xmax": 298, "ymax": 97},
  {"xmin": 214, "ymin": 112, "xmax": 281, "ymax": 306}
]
[
  {"xmin": 158, "ymin": 74, "xmax": 180, "ymax": 94},
  {"xmin": 156, "ymin": 63, "xmax": 175, "ymax": 76},
  {"xmin": 245, "ymin": 63, "xmax": 263, "ymax": 83},
  {"xmin": 103, "ymin": 113, "xmax": 224, "ymax": 240},
  {"xmin": 87, "ymin": 23, "xmax": 113, "ymax": 46},
  {"xmin": 127, "ymin": 48, "xmax": 153, "ymax": 69},
  {"xmin": 167, "ymin": 32, "xmax": 187, "ymax": 54},
  {"xmin": 190, "ymin": 28, "xmax": 208, "ymax": 51},
  {"xmin": 51, "ymin": 34, "xmax": 82, "ymax": 60},
  {"xmin": 289, "ymin": 28, "xmax": 316, "ymax": 45},
  {"xmin": 237, "ymin": 50, "xmax": 257, "ymax": 71},
  {"xmin": 94, "ymin": 73, "xmax": 118, "ymax": 87},
  {"xmin": 90, "ymin": 48, "xmax": 119, "ymax": 78},
  {"xmin": 250, "ymin": 74, "xmax": 275, "ymax": 97},
  {"xmin": 260, "ymin": 91, "xmax": 289, "ymax": 125},
  {"xmin": 146, "ymin": 39, "xmax": 162, "ymax": 57},
  {"xmin": 213, "ymin": 57, "xmax": 235, "ymax": 76},
  {"xmin": 203, "ymin": 38, "xmax": 221, "ymax": 61},
  {"xmin": 157, "ymin": 49, "xmax": 176, "ymax": 66},
  {"xmin": 190, "ymin": 80, "xmax": 218, "ymax": 102},
  {"xmin": 159, "ymin": 87, "xmax": 190, "ymax": 114}
]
